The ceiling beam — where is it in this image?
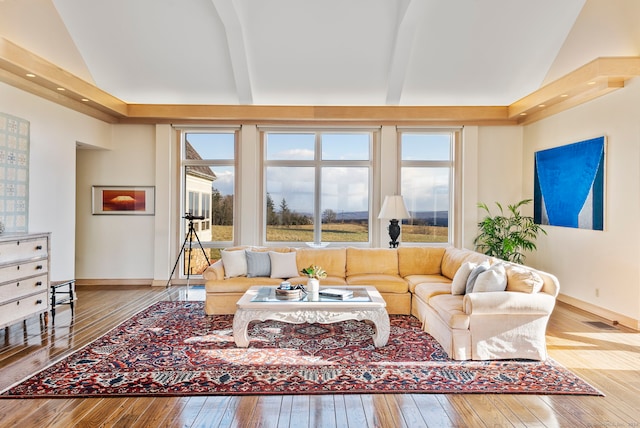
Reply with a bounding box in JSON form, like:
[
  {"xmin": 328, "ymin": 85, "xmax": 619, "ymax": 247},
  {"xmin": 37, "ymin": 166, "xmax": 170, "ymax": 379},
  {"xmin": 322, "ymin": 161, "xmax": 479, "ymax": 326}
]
[
  {"xmin": 0, "ymin": 38, "xmax": 638, "ymax": 126},
  {"xmin": 0, "ymin": 37, "xmax": 127, "ymax": 120},
  {"xmin": 510, "ymin": 57, "xmax": 640, "ymax": 124},
  {"xmin": 385, "ymin": 0, "xmax": 427, "ymax": 105},
  {"xmin": 210, "ymin": 0, "xmax": 253, "ymax": 105}
]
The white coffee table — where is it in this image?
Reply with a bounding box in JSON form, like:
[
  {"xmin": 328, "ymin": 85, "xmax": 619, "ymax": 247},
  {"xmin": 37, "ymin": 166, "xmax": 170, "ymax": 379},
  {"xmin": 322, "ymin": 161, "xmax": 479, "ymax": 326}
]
[{"xmin": 232, "ymin": 286, "xmax": 390, "ymax": 348}]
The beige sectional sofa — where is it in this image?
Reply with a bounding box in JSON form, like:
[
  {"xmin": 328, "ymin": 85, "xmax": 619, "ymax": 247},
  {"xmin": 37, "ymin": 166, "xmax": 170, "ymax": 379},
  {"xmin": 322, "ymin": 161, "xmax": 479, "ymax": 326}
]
[{"xmin": 202, "ymin": 245, "xmax": 559, "ymax": 360}]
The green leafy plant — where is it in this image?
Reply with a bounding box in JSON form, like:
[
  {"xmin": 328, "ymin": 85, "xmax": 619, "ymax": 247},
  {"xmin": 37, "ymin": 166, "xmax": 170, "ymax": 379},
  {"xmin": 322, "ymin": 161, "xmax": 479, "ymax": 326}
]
[
  {"xmin": 473, "ymin": 199, "xmax": 546, "ymax": 264},
  {"xmin": 300, "ymin": 265, "xmax": 327, "ymax": 279}
]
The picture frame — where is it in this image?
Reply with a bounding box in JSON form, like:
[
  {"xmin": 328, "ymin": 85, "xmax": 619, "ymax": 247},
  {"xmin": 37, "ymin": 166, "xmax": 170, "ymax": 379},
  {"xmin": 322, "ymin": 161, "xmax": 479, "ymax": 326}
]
[
  {"xmin": 92, "ymin": 186, "xmax": 155, "ymax": 215},
  {"xmin": 533, "ymin": 136, "xmax": 605, "ymax": 230}
]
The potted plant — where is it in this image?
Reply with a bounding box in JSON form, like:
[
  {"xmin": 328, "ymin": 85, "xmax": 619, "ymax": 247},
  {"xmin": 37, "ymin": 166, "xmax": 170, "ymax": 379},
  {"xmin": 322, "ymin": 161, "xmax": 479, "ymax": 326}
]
[
  {"xmin": 300, "ymin": 265, "xmax": 327, "ymax": 293},
  {"xmin": 473, "ymin": 199, "xmax": 546, "ymax": 264}
]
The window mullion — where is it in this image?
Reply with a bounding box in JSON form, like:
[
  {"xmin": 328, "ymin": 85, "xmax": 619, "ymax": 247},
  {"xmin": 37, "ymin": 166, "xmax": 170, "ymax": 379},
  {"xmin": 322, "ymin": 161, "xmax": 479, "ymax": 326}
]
[{"xmin": 314, "ymin": 132, "xmax": 322, "ymax": 244}]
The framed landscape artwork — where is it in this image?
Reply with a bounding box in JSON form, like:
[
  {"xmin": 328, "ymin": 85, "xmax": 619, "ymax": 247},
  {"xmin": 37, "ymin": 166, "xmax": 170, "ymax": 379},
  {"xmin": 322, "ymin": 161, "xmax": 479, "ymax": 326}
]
[
  {"xmin": 92, "ymin": 186, "xmax": 155, "ymax": 215},
  {"xmin": 533, "ymin": 136, "xmax": 605, "ymax": 231}
]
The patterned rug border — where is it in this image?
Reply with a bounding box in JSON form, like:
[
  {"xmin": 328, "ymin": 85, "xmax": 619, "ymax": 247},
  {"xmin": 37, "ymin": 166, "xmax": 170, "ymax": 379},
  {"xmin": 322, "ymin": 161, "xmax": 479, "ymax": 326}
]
[{"xmin": 1, "ymin": 301, "xmax": 604, "ymax": 398}]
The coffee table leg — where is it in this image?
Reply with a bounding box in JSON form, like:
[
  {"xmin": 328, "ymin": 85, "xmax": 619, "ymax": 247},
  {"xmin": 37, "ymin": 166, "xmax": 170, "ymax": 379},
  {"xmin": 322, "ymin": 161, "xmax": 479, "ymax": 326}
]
[
  {"xmin": 232, "ymin": 309, "xmax": 251, "ymax": 347},
  {"xmin": 370, "ymin": 309, "xmax": 391, "ymax": 347}
]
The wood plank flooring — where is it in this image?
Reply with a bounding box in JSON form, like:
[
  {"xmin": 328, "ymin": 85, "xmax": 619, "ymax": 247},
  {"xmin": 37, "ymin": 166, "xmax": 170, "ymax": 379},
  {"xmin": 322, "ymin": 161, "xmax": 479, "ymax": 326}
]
[{"xmin": 0, "ymin": 284, "xmax": 638, "ymax": 427}]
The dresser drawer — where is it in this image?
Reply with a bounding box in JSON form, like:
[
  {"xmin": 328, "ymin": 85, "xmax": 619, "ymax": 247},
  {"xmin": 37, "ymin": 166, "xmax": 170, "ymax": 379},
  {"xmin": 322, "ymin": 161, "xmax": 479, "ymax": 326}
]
[
  {"xmin": 0, "ymin": 237, "xmax": 48, "ymax": 264},
  {"xmin": 0, "ymin": 291, "xmax": 48, "ymax": 327},
  {"xmin": 0, "ymin": 275, "xmax": 47, "ymax": 301},
  {"xmin": 0, "ymin": 260, "xmax": 48, "ymax": 284}
]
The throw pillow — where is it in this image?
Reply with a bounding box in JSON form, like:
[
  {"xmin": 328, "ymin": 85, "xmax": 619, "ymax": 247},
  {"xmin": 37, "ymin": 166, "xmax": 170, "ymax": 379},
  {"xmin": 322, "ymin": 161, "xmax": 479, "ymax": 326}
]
[
  {"xmin": 220, "ymin": 249, "xmax": 248, "ymax": 279},
  {"xmin": 472, "ymin": 263, "xmax": 507, "ymax": 293},
  {"xmin": 451, "ymin": 261, "xmax": 476, "ymax": 295},
  {"xmin": 269, "ymin": 251, "xmax": 299, "ymax": 278},
  {"xmin": 246, "ymin": 250, "xmax": 271, "ymax": 277},
  {"xmin": 505, "ymin": 265, "xmax": 544, "ymax": 293},
  {"xmin": 465, "ymin": 261, "xmax": 490, "ymax": 294}
]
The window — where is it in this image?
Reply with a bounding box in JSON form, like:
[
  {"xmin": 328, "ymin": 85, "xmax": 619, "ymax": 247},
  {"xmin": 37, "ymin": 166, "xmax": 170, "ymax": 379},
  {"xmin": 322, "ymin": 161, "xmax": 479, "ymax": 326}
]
[
  {"xmin": 264, "ymin": 131, "xmax": 372, "ymax": 244},
  {"xmin": 182, "ymin": 130, "xmax": 236, "ymax": 272},
  {"xmin": 400, "ymin": 130, "xmax": 456, "ymax": 244}
]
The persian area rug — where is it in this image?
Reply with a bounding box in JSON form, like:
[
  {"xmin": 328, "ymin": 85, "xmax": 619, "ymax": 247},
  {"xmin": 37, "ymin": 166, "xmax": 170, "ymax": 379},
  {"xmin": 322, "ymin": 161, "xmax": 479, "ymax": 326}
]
[{"xmin": 1, "ymin": 301, "xmax": 602, "ymax": 398}]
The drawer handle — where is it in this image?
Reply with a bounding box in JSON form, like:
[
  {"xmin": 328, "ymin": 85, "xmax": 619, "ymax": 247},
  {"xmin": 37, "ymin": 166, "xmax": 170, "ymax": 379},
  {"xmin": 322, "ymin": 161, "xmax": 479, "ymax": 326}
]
[
  {"xmin": 36, "ymin": 245, "xmax": 43, "ymax": 250},
  {"xmin": 36, "ymin": 299, "xmax": 43, "ymax": 305},
  {"xmin": 36, "ymin": 265, "xmax": 43, "ymax": 270},
  {"xmin": 36, "ymin": 281, "xmax": 43, "ymax": 286},
  {"xmin": 16, "ymin": 282, "xmax": 20, "ymax": 287}
]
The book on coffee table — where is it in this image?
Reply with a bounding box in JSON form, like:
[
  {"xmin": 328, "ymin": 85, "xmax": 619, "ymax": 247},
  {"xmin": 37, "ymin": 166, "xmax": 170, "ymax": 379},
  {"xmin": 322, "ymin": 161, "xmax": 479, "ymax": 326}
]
[{"xmin": 319, "ymin": 288, "xmax": 353, "ymax": 300}]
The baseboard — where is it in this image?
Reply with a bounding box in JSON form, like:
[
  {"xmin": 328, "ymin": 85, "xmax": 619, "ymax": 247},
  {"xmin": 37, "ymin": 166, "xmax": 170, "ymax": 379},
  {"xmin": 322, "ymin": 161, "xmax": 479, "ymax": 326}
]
[
  {"xmin": 557, "ymin": 293, "xmax": 639, "ymax": 330},
  {"xmin": 75, "ymin": 279, "xmax": 154, "ymax": 287}
]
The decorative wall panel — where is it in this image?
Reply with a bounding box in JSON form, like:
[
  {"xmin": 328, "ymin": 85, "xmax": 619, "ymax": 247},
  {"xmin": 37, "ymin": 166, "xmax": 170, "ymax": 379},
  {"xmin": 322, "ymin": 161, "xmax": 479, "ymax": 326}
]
[{"xmin": 0, "ymin": 113, "xmax": 29, "ymax": 232}]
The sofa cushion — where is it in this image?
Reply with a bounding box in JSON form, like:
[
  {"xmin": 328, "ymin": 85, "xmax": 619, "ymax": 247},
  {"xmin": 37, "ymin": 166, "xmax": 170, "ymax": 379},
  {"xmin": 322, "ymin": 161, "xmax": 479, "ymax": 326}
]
[
  {"xmin": 288, "ymin": 275, "xmax": 348, "ymax": 286},
  {"xmin": 246, "ymin": 250, "xmax": 271, "ymax": 277},
  {"xmin": 465, "ymin": 261, "xmax": 490, "ymax": 294},
  {"xmin": 346, "ymin": 248, "xmax": 399, "ymax": 276},
  {"xmin": 296, "ymin": 247, "xmax": 346, "ymax": 278},
  {"xmin": 472, "ymin": 263, "xmax": 507, "ymax": 293},
  {"xmin": 451, "ymin": 261, "xmax": 476, "ymax": 295},
  {"xmin": 505, "ymin": 264, "xmax": 544, "ymax": 293},
  {"xmin": 220, "ymin": 249, "xmax": 248, "ymax": 278},
  {"xmin": 428, "ymin": 294, "xmax": 470, "ymax": 330},
  {"xmin": 205, "ymin": 277, "xmax": 282, "ymax": 293},
  {"xmin": 404, "ymin": 274, "xmax": 450, "ymax": 293},
  {"xmin": 269, "ymin": 251, "xmax": 299, "ymax": 278},
  {"xmin": 397, "ymin": 247, "xmax": 445, "ymax": 277},
  {"xmin": 413, "ymin": 282, "xmax": 453, "ymax": 302},
  {"xmin": 441, "ymin": 247, "xmax": 491, "ymax": 280},
  {"xmin": 346, "ymin": 274, "xmax": 408, "ymax": 293}
]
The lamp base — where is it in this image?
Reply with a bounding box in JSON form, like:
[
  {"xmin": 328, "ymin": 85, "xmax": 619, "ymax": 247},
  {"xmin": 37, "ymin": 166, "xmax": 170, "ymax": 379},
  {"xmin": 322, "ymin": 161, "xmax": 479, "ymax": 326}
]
[{"xmin": 388, "ymin": 219, "xmax": 400, "ymax": 248}]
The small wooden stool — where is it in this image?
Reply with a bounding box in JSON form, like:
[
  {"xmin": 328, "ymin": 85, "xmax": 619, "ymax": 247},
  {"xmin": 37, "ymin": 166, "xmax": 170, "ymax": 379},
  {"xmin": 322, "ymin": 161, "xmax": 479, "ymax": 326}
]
[{"xmin": 50, "ymin": 279, "xmax": 76, "ymax": 324}]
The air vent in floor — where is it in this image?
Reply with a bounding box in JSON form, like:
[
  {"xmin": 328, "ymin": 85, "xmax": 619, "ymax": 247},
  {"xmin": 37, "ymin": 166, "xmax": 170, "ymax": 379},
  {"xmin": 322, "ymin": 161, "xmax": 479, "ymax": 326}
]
[{"xmin": 583, "ymin": 321, "xmax": 617, "ymax": 330}]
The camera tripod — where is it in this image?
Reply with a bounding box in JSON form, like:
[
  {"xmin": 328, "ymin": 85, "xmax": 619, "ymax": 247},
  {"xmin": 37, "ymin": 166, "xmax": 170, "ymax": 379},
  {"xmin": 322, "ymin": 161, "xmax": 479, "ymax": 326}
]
[{"xmin": 166, "ymin": 214, "xmax": 211, "ymax": 290}]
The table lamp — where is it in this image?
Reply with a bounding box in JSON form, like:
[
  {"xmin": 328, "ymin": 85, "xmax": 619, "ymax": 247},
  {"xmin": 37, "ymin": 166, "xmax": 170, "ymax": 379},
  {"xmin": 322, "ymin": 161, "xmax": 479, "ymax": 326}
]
[{"xmin": 378, "ymin": 195, "xmax": 410, "ymax": 248}]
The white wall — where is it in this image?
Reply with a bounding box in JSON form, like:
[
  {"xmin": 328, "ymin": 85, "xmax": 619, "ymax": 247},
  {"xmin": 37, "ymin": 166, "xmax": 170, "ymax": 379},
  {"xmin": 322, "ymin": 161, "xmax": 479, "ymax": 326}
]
[
  {"xmin": 75, "ymin": 124, "xmax": 157, "ymax": 280},
  {"xmin": 0, "ymin": 82, "xmax": 110, "ymax": 281},
  {"xmin": 523, "ymin": 78, "xmax": 640, "ymax": 326},
  {"xmin": 462, "ymin": 126, "xmax": 524, "ymax": 249}
]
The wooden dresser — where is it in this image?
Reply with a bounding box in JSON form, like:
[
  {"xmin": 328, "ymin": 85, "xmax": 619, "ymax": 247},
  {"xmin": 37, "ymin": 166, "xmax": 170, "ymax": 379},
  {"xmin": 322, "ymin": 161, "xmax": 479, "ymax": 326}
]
[{"xmin": 0, "ymin": 233, "xmax": 50, "ymax": 329}]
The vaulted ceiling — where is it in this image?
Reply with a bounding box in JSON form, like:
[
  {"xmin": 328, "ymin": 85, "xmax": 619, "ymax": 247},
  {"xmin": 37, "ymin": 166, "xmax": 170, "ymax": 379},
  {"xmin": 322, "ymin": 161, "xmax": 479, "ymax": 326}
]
[{"xmin": 1, "ymin": 0, "xmax": 639, "ymax": 124}]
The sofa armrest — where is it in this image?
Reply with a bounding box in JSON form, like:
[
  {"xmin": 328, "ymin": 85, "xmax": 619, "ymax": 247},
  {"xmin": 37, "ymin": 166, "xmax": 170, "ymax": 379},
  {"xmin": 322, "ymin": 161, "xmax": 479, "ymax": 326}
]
[
  {"xmin": 463, "ymin": 291, "xmax": 556, "ymax": 315},
  {"xmin": 203, "ymin": 259, "xmax": 225, "ymax": 281}
]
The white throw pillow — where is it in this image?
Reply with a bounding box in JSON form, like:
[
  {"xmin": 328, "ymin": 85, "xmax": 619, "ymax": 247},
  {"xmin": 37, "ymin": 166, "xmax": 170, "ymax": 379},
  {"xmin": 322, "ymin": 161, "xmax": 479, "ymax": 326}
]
[
  {"xmin": 451, "ymin": 262, "xmax": 476, "ymax": 295},
  {"xmin": 472, "ymin": 263, "xmax": 507, "ymax": 293},
  {"xmin": 505, "ymin": 265, "xmax": 544, "ymax": 293},
  {"xmin": 220, "ymin": 249, "xmax": 248, "ymax": 279},
  {"xmin": 269, "ymin": 251, "xmax": 299, "ymax": 278}
]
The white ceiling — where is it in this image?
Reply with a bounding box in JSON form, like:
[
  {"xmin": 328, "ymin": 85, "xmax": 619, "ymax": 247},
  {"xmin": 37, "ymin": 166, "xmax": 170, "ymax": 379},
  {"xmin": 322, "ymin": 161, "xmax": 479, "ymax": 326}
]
[{"xmin": 1, "ymin": 0, "xmax": 639, "ymax": 107}]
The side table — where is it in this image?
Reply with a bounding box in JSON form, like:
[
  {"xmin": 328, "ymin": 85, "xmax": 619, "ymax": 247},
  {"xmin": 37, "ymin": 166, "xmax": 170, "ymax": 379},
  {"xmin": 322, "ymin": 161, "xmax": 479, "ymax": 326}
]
[{"xmin": 51, "ymin": 279, "xmax": 76, "ymax": 324}]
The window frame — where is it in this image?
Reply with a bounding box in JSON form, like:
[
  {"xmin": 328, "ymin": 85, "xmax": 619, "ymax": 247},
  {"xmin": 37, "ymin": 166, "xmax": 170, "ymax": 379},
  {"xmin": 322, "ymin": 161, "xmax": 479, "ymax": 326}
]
[
  {"xmin": 397, "ymin": 128, "xmax": 461, "ymax": 246},
  {"xmin": 261, "ymin": 128, "xmax": 376, "ymax": 247},
  {"xmin": 180, "ymin": 128, "xmax": 239, "ymax": 253}
]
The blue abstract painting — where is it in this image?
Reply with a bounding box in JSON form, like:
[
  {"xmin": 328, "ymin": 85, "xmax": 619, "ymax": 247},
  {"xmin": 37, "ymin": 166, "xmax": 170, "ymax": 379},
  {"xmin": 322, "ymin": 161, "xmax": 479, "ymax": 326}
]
[{"xmin": 534, "ymin": 136, "xmax": 605, "ymax": 230}]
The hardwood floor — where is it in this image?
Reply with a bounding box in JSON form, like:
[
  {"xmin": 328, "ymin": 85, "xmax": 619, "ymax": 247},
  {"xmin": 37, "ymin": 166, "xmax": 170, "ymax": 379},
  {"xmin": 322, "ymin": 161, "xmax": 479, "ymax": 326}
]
[{"xmin": 0, "ymin": 284, "xmax": 638, "ymax": 427}]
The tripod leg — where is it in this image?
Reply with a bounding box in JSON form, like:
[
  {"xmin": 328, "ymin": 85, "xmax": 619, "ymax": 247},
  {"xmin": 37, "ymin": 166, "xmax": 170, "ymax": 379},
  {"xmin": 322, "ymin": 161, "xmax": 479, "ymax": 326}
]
[
  {"xmin": 190, "ymin": 226, "xmax": 211, "ymax": 266},
  {"xmin": 166, "ymin": 225, "xmax": 193, "ymax": 288}
]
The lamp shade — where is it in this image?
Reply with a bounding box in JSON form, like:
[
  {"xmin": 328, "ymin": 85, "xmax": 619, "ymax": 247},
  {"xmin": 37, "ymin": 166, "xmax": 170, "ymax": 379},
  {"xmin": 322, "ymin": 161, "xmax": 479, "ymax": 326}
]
[{"xmin": 378, "ymin": 195, "xmax": 410, "ymax": 220}]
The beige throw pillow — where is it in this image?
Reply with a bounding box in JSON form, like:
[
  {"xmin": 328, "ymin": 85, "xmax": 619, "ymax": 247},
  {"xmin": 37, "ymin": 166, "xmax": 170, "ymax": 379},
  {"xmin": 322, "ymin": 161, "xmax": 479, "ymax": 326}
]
[
  {"xmin": 451, "ymin": 261, "xmax": 476, "ymax": 295},
  {"xmin": 505, "ymin": 265, "xmax": 544, "ymax": 293}
]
